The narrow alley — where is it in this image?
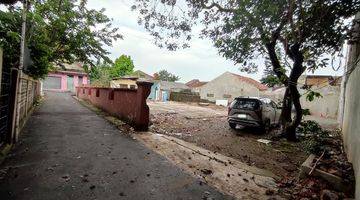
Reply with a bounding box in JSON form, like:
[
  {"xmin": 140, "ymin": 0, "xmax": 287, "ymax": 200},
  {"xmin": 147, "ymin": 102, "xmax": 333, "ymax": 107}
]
[{"xmin": 0, "ymin": 92, "xmax": 231, "ymax": 200}]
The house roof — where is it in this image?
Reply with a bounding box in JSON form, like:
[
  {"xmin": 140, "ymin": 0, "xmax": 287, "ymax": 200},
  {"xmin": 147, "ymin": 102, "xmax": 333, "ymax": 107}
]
[
  {"xmin": 185, "ymin": 79, "xmax": 208, "ymax": 88},
  {"xmin": 229, "ymin": 72, "xmax": 268, "ymax": 91},
  {"xmin": 159, "ymin": 81, "xmax": 189, "ymax": 91},
  {"xmin": 131, "ymin": 70, "xmax": 154, "ymax": 80},
  {"xmin": 113, "ymin": 70, "xmax": 154, "ymax": 81},
  {"xmin": 53, "ymin": 62, "xmax": 85, "ymax": 73}
]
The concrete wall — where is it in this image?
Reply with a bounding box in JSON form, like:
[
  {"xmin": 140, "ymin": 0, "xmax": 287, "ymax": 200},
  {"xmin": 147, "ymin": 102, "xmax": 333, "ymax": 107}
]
[
  {"xmin": 342, "ymin": 13, "xmax": 360, "ymax": 198},
  {"xmin": 199, "ymin": 72, "xmax": 260, "ymax": 103},
  {"xmin": 170, "ymin": 91, "xmax": 201, "ymax": 102},
  {"xmin": 262, "ymin": 86, "xmax": 340, "ymax": 119},
  {"xmin": 76, "ymin": 81, "xmax": 153, "ymax": 131}
]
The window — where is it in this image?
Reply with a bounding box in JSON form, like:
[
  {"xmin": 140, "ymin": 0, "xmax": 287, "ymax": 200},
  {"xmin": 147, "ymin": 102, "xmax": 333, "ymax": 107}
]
[
  {"xmin": 207, "ymin": 93, "xmax": 214, "ymax": 97},
  {"xmin": 231, "ymin": 99, "xmax": 260, "ymax": 110},
  {"xmin": 129, "ymin": 85, "xmax": 136, "ymax": 89},
  {"xmin": 119, "ymin": 84, "xmax": 128, "ymax": 89},
  {"xmin": 223, "ymin": 94, "xmax": 231, "ymax": 98}
]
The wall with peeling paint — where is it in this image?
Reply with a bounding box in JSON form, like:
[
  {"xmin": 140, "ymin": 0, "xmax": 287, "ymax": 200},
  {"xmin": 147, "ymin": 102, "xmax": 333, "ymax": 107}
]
[{"xmin": 342, "ymin": 13, "xmax": 360, "ymax": 198}]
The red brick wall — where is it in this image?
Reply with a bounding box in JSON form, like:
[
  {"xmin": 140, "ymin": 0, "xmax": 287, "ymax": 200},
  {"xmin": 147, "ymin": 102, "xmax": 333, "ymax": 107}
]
[{"xmin": 76, "ymin": 81, "xmax": 153, "ymax": 131}]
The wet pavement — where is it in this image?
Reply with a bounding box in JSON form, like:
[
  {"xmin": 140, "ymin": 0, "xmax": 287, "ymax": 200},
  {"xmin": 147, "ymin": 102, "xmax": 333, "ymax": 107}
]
[{"xmin": 0, "ymin": 92, "xmax": 232, "ymax": 200}]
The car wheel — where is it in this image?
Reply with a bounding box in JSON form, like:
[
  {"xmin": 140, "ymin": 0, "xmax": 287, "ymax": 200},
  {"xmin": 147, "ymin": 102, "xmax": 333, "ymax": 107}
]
[{"xmin": 229, "ymin": 122, "xmax": 236, "ymax": 129}]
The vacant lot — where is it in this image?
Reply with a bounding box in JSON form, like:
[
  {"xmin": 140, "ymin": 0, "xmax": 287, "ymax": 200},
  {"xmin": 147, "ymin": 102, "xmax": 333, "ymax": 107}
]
[{"xmin": 148, "ymin": 101, "xmax": 308, "ymax": 178}]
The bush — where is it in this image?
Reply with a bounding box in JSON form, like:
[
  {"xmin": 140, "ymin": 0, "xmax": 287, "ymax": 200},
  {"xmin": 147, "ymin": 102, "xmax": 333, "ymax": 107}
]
[{"xmin": 297, "ymin": 120, "xmax": 330, "ymax": 155}]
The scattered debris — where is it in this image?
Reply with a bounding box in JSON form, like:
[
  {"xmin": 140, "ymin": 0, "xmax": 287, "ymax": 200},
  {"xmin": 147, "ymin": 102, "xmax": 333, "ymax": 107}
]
[
  {"xmin": 61, "ymin": 175, "xmax": 71, "ymax": 182},
  {"xmin": 256, "ymin": 139, "xmax": 272, "ymax": 144},
  {"xmin": 200, "ymin": 169, "xmax": 213, "ymax": 175}
]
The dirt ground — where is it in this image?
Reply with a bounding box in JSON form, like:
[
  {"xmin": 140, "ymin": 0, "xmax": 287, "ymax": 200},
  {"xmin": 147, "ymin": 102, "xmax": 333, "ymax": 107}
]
[{"xmin": 148, "ymin": 101, "xmax": 338, "ymax": 179}]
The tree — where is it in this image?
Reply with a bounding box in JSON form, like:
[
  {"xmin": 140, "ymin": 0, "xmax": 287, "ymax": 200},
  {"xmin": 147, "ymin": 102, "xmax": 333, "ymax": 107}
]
[
  {"xmin": 111, "ymin": 55, "xmax": 135, "ymax": 78},
  {"xmin": 0, "ymin": 0, "xmax": 122, "ymax": 79},
  {"xmin": 260, "ymin": 64, "xmax": 283, "ymax": 87},
  {"xmin": 153, "ymin": 70, "xmax": 180, "ymax": 82},
  {"xmin": 132, "ymin": 0, "xmax": 360, "ymax": 141},
  {"xmin": 88, "ymin": 62, "xmax": 113, "ymax": 87}
]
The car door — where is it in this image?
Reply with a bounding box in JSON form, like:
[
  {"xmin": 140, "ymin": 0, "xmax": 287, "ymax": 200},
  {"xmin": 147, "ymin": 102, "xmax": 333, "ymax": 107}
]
[
  {"xmin": 261, "ymin": 101, "xmax": 272, "ymax": 123},
  {"xmin": 270, "ymin": 101, "xmax": 280, "ymax": 124}
]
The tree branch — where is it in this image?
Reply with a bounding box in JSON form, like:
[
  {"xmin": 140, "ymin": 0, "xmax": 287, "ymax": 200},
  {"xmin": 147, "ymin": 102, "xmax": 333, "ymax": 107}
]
[{"xmin": 199, "ymin": 0, "xmax": 236, "ymax": 13}]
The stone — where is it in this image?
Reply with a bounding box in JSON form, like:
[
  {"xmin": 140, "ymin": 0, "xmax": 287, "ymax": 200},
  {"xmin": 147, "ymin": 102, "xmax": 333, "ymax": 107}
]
[{"xmin": 320, "ymin": 190, "xmax": 339, "ymax": 200}]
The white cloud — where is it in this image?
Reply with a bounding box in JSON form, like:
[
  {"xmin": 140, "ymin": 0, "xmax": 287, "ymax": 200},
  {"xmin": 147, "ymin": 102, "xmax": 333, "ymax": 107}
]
[{"xmin": 87, "ymin": 0, "xmax": 345, "ymax": 83}]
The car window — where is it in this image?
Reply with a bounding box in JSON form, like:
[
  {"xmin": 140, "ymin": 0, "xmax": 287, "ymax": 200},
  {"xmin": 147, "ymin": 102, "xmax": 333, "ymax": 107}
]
[{"xmin": 232, "ymin": 99, "xmax": 260, "ymax": 110}]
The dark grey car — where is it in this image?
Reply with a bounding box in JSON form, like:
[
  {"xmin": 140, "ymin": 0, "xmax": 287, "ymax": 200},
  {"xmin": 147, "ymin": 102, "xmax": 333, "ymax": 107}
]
[{"xmin": 227, "ymin": 97, "xmax": 281, "ymax": 132}]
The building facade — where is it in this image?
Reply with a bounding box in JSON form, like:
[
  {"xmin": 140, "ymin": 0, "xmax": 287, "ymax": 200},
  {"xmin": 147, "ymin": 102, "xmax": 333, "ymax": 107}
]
[
  {"xmin": 149, "ymin": 81, "xmax": 189, "ymax": 101},
  {"xmin": 43, "ymin": 63, "xmax": 88, "ymax": 93},
  {"xmin": 199, "ymin": 72, "xmax": 268, "ymax": 103},
  {"xmin": 186, "ymin": 79, "xmax": 208, "ymax": 93}
]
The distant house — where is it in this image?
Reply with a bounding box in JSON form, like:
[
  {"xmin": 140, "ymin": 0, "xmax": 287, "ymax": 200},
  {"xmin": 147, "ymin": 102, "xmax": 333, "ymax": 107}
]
[
  {"xmin": 199, "ymin": 72, "xmax": 268, "ymax": 103},
  {"xmin": 263, "ymin": 74, "xmax": 341, "ymax": 119},
  {"xmin": 299, "ymin": 75, "xmax": 342, "ymax": 88},
  {"xmin": 185, "ymin": 79, "xmax": 208, "ymax": 93},
  {"xmin": 149, "ymin": 81, "xmax": 189, "ymax": 101},
  {"xmin": 43, "ymin": 62, "xmax": 89, "ymax": 92},
  {"xmin": 110, "ymin": 70, "xmax": 153, "ymax": 89}
]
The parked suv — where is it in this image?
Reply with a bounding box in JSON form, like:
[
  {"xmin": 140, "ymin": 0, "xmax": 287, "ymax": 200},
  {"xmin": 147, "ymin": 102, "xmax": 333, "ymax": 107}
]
[{"xmin": 227, "ymin": 97, "xmax": 281, "ymax": 132}]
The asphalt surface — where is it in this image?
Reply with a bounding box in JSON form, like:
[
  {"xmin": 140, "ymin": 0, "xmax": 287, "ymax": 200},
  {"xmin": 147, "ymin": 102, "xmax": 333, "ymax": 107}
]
[{"xmin": 0, "ymin": 92, "xmax": 231, "ymax": 200}]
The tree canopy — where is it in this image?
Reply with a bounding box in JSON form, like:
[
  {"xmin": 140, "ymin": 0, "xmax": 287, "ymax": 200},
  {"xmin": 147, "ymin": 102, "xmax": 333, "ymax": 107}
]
[
  {"xmin": 0, "ymin": 0, "xmax": 122, "ymax": 79},
  {"xmin": 132, "ymin": 0, "xmax": 360, "ymax": 140},
  {"xmin": 112, "ymin": 55, "xmax": 135, "ymax": 78},
  {"xmin": 260, "ymin": 65, "xmax": 283, "ymax": 87},
  {"xmin": 153, "ymin": 70, "xmax": 180, "ymax": 82},
  {"xmin": 87, "ymin": 54, "xmax": 135, "ymax": 87}
]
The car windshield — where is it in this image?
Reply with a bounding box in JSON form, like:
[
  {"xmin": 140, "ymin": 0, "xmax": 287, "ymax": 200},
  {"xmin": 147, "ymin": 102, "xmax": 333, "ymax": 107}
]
[{"xmin": 231, "ymin": 99, "xmax": 260, "ymax": 110}]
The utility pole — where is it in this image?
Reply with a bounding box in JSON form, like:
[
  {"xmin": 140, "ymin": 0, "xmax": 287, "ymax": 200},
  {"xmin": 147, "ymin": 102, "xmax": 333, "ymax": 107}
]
[{"xmin": 12, "ymin": 0, "xmax": 28, "ymax": 143}]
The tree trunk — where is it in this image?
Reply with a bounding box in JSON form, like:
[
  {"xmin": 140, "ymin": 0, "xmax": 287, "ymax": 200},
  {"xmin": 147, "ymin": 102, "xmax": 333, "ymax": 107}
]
[
  {"xmin": 280, "ymin": 87, "xmax": 292, "ymax": 135},
  {"xmin": 282, "ymin": 46, "xmax": 305, "ymax": 141},
  {"xmin": 284, "ymin": 83, "xmax": 302, "ymax": 141}
]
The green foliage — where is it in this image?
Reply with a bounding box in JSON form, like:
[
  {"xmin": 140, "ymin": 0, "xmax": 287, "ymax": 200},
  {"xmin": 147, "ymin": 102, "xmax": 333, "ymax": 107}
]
[
  {"xmin": 111, "ymin": 55, "xmax": 135, "ymax": 78},
  {"xmin": 306, "ymin": 90, "xmax": 323, "ymax": 102},
  {"xmin": 260, "ymin": 65, "xmax": 283, "ymax": 87},
  {"xmin": 89, "ymin": 54, "xmax": 135, "ymax": 86},
  {"xmin": 153, "ymin": 70, "xmax": 180, "ymax": 82},
  {"xmin": 0, "ymin": 0, "xmax": 121, "ymax": 79},
  {"xmin": 298, "ymin": 120, "xmax": 329, "ymax": 155},
  {"xmin": 302, "ymin": 109, "xmax": 311, "ymax": 116}
]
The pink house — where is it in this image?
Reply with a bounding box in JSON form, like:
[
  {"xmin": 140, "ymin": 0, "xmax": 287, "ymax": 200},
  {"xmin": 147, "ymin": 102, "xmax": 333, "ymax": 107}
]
[{"xmin": 43, "ymin": 63, "xmax": 89, "ymax": 92}]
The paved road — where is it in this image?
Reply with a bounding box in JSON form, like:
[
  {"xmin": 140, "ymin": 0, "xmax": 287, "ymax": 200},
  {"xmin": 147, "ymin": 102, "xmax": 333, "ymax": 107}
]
[{"xmin": 0, "ymin": 92, "xmax": 231, "ymax": 200}]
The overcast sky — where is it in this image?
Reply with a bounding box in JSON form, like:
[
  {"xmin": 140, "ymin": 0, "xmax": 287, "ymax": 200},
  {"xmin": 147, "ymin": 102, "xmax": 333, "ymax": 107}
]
[{"xmin": 87, "ymin": 0, "xmax": 344, "ymax": 83}]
